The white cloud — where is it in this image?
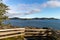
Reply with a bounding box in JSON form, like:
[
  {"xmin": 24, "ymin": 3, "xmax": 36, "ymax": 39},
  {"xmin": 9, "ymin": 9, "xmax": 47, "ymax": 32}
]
[
  {"xmin": 47, "ymin": 1, "xmax": 60, "ymax": 7},
  {"xmin": 3, "ymin": 0, "xmax": 60, "ymax": 17},
  {"xmin": 6, "ymin": 3, "xmax": 41, "ymax": 17},
  {"xmin": 17, "ymin": 4, "xmax": 41, "ymax": 13},
  {"xmin": 24, "ymin": 9, "xmax": 41, "ymax": 15},
  {"xmin": 3, "ymin": 0, "xmax": 9, "ymax": 3},
  {"xmin": 41, "ymin": 0, "xmax": 60, "ymax": 8}
]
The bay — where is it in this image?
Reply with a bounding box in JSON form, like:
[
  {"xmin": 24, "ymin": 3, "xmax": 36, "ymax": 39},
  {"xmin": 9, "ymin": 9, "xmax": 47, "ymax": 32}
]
[{"xmin": 3, "ymin": 19, "xmax": 60, "ymax": 30}]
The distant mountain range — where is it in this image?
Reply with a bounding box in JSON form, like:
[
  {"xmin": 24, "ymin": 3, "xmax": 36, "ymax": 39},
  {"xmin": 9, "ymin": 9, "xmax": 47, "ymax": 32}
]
[{"xmin": 9, "ymin": 17, "xmax": 59, "ymax": 20}]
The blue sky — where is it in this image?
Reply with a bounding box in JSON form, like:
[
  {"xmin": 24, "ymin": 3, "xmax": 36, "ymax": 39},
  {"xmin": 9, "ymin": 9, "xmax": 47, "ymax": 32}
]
[{"xmin": 2, "ymin": 0, "xmax": 60, "ymax": 18}]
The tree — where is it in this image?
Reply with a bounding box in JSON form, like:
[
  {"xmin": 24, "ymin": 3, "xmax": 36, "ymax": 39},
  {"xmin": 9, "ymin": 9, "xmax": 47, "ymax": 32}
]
[{"xmin": 0, "ymin": 1, "xmax": 9, "ymax": 25}]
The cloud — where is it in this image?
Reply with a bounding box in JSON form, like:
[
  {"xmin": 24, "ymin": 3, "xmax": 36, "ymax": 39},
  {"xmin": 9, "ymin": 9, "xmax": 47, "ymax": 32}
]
[
  {"xmin": 22, "ymin": 0, "xmax": 60, "ymax": 15},
  {"xmin": 47, "ymin": 1, "xmax": 60, "ymax": 7},
  {"xmin": 24, "ymin": 9, "xmax": 41, "ymax": 15},
  {"xmin": 3, "ymin": 0, "xmax": 9, "ymax": 3},
  {"xmin": 5, "ymin": 13, "xmax": 22, "ymax": 18},
  {"xmin": 6, "ymin": 3, "xmax": 41, "ymax": 17},
  {"xmin": 7, "ymin": 8, "xmax": 41, "ymax": 17},
  {"xmin": 17, "ymin": 4, "xmax": 41, "ymax": 13},
  {"xmin": 41, "ymin": 0, "xmax": 60, "ymax": 8},
  {"xmin": 3, "ymin": 0, "xmax": 60, "ymax": 17}
]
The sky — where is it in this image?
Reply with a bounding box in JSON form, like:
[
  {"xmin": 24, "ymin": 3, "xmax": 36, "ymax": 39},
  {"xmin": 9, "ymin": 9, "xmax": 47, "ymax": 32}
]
[{"xmin": 2, "ymin": 0, "xmax": 60, "ymax": 18}]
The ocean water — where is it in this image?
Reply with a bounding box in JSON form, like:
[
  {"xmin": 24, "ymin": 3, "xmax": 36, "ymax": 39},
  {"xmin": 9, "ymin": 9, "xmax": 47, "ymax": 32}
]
[{"xmin": 4, "ymin": 19, "xmax": 60, "ymax": 30}]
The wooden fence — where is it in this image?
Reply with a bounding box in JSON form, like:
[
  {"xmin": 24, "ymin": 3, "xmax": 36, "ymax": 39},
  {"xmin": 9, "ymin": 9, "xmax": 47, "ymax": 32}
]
[
  {"xmin": 0, "ymin": 28, "xmax": 53, "ymax": 39},
  {"xmin": 0, "ymin": 28, "xmax": 25, "ymax": 39}
]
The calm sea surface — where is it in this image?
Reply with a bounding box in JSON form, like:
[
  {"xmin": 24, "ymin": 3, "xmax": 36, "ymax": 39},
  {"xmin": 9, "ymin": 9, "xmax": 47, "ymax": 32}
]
[{"xmin": 4, "ymin": 19, "xmax": 60, "ymax": 30}]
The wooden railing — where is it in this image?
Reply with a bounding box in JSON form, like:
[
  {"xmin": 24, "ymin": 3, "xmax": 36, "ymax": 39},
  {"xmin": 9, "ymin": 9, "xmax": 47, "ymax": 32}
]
[
  {"xmin": 0, "ymin": 28, "xmax": 53, "ymax": 39},
  {"xmin": 25, "ymin": 29, "xmax": 52, "ymax": 37},
  {"xmin": 0, "ymin": 28, "xmax": 25, "ymax": 39}
]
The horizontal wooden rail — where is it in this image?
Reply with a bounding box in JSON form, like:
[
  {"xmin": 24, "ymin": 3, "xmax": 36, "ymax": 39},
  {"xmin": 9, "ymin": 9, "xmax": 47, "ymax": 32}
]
[
  {"xmin": 0, "ymin": 34, "xmax": 24, "ymax": 39},
  {"xmin": 0, "ymin": 28, "xmax": 53, "ymax": 39},
  {"xmin": 0, "ymin": 28, "xmax": 25, "ymax": 39},
  {"xmin": 0, "ymin": 28, "xmax": 25, "ymax": 32},
  {"xmin": 25, "ymin": 29, "xmax": 52, "ymax": 37}
]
